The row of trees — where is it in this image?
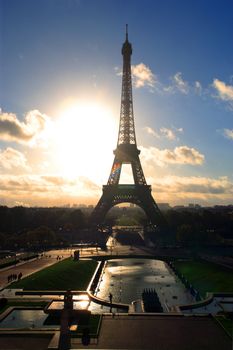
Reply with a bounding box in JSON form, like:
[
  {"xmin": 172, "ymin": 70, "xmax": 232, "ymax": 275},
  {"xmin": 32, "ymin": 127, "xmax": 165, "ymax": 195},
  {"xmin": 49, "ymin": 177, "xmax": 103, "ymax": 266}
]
[
  {"xmin": 0, "ymin": 226, "xmax": 61, "ymax": 250},
  {"xmin": 0, "ymin": 206, "xmax": 88, "ymax": 250},
  {"xmin": 0, "ymin": 205, "xmax": 232, "ymax": 249},
  {"xmin": 165, "ymin": 208, "xmax": 233, "ymax": 245},
  {"xmin": 105, "ymin": 206, "xmax": 233, "ymax": 246},
  {"xmin": 0, "ymin": 206, "xmax": 86, "ymax": 234},
  {"xmin": 165, "ymin": 208, "xmax": 233, "ymax": 237}
]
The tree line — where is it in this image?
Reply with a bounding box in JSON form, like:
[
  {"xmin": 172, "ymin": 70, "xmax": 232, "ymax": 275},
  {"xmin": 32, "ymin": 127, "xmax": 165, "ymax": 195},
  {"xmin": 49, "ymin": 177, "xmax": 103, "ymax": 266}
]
[
  {"xmin": 0, "ymin": 206, "xmax": 87, "ymax": 250},
  {"xmin": 0, "ymin": 205, "xmax": 232, "ymax": 249}
]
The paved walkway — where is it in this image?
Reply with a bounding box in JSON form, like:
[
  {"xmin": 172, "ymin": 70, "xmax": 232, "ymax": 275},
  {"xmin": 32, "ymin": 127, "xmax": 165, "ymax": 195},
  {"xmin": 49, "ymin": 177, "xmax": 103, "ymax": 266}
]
[
  {"xmin": 0, "ymin": 245, "xmax": 156, "ymax": 292},
  {"xmin": 0, "ymin": 334, "xmax": 52, "ymax": 350},
  {"xmin": 0, "ymin": 249, "xmax": 75, "ymax": 291},
  {"xmin": 72, "ymin": 314, "xmax": 231, "ymax": 349}
]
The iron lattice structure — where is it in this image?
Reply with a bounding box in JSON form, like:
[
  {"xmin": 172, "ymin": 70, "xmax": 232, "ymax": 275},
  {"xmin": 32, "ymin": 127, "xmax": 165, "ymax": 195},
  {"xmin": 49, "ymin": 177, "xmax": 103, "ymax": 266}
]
[{"xmin": 91, "ymin": 27, "xmax": 165, "ymax": 228}]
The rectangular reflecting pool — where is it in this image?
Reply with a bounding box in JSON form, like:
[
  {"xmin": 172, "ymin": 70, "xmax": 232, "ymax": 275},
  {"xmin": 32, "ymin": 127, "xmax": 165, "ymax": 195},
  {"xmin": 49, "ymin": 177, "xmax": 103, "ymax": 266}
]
[
  {"xmin": 96, "ymin": 258, "xmax": 195, "ymax": 311},
  {"xmin": 0, "ymin": 309, "xmax": 54, "ymax": 329},
  {"xmin": 0, "ymin": 258, "xmax": 196, "ymax": 328}
]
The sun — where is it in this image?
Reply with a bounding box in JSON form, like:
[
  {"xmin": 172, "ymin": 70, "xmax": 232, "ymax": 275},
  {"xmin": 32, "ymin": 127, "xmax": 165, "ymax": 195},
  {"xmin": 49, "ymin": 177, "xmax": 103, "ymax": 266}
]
[{"xmin": 53, "ymin": 101, "xmax": 117, "ymax": 183}]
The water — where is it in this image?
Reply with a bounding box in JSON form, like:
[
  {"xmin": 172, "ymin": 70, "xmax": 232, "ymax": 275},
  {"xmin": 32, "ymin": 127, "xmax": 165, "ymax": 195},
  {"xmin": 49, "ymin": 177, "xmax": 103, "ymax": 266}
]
[
  {"xmin": 48, "ymin": 294, "xmax": 90, "ymax": 311},
  {"xmin": 0, "ymin": 258, "xmax": 195, "ymax": 328},
  {"xmin": 96, "ymin": 258, "xmax": 194, "ymax": 311},
  {"xmin": 0, "ymin": 309, "xmax": 52, "ymax": 329}
]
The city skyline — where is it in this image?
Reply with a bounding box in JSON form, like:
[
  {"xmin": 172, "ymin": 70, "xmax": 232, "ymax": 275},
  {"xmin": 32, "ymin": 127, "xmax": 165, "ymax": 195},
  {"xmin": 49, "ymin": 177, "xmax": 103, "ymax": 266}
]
[{"xmin": 1, "ymin": 0, "xmax": 233, "ymax": 207}]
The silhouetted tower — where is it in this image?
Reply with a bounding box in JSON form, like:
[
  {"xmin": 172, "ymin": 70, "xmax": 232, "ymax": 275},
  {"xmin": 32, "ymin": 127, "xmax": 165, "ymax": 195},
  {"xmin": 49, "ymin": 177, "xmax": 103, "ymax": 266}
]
[{"xmin": 91, "ymin": 26, "xmax": 165, "ymax": 229}]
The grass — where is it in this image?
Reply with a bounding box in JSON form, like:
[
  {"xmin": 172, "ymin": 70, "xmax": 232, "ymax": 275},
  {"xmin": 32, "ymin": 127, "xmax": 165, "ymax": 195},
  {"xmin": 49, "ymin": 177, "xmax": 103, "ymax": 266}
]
[
  {"xmin": 44, "ymin": 313, "xmax": 101, "ymax": 337},
  {"xmin": 75, "ymin": 314, "xmax": 102, "ymax": 337},
  {"xmin": 9, "ymin": 258, "xmax": 98, "ymax": 291},
  {"xmin": 173, "ymin": 260, "xmax": 233, "ymax": 296},
  {"xmin": 215, "ymin": 315, "xmax": 233, "ymax": 338}
]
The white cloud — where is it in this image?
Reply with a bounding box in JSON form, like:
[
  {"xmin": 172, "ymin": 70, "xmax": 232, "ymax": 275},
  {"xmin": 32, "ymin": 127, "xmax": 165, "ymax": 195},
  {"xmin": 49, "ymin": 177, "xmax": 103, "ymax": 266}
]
[
  {"xmin": 114, "ymin": 66, "xmax": 122, "ymax": 76},
  {"xmin": 160, "ymin": 127, "xmax": 176, "ymax": 140},
  {"xmin": 131, "ymin": 63, "xmax": 156, "ymax": 89},
  {"xmin": 173, "ymin": 72, "xmax": 189, "ymax": 94},
  {"xmin": 144, "ymin": 126, "xmax": 183, "ymax": 141},
  {"xmin": 176, "ymin": 127, "xmax": 183, "ymax": 133},
  {"xmin": 0, "ymin": 109, "xmax": 50, "ymax": 144},
  {"xmin": 115, "ymin": 66, "xmax": 206, "ymax": 97},
  {"xmin": 115, "ymin": 63, "xmax": 156, "ymax": 89},
  {"xmin": 194, "ymin": 81, "xmax": 202, "ymax": 95},
  {"xmin": 0, "ymin": 147, "xmax": 30, "ymax": 171},
  {"xmin": 212, "ymin": 79, "xmax": 233, "ymax": 101},
  {"xmin": 164, "ymin": 72, "xmax": 189, "ymax": 94},
  {"xmin": 223, "ymin": 128, "xmax": 233, "ymax": 140},
  {"xmin": 143, "ymin": 126, "xmax": 159, "ymax": 137},
  {"xmin": 141, "ymin": 145, "xmax": 204, "ymax": 167}
]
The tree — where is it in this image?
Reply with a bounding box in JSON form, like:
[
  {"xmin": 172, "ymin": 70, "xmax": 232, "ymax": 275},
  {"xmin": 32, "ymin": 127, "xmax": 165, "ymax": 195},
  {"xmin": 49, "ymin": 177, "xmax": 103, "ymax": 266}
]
[{"xmin": 176, "ymin": 224, "xmax": 193, "ymax": 245}]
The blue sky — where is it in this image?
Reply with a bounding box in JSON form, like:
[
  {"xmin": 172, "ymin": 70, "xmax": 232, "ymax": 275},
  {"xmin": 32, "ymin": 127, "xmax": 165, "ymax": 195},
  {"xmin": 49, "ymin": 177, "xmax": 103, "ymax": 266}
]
[{"xmin": 0, "ymin": 0, "xmax": 233, "ymax": 207}]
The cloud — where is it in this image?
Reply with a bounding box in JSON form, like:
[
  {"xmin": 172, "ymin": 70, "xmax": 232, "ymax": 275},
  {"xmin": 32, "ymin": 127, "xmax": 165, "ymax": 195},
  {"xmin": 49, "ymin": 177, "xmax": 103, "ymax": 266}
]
[
  {"xmin": 0, "ymin": 109, "xmax": 50, "ymax": 144},
  {"xmin": 176, "ymin": 127, "xmax": 183, "ymax": 133},
  {"xmin": 41, "ymin": 175, "xmax": 99, "ymax": 192},
  {"xmin": 223, "ymin": 128, "xmax": 233, "ymax": 140},
  {"xmin": 79, "ymin": 176, "xmax": 100, "ymax": 191},
  {"xmin": 173, "ymin": 72, "xmax": 189, "ymax": 94},
  {"xmin": 150, "ymin": 175, "xmax": 233, "ymax": 205},
  {"xmin": 212, "ymin": 79, "xmax": 233, "ymax": 102},
  {"xmin": 144, "ymin": 126, "xmax": 183, "ymax": 141},
  {"xmin": 0, "ymin": 147, "xmax": 30, "ymax": 171},
  {"xmin": 143, "ymin": 126, "xmax": 159, "ymax": 138},
  {"xmin": 115, "ymin": 66, "xmax": 206, "ymax": 97},
  {"xmin": 160, "ymin": 127, "xmax": 176, "ymax": 140},
  {"xmin": 0, "ymin": 174, "xmax": 100, "ymax": 206},
  {"xmin": 194, "ymin": 81, "xmax": 202, "ymax": 95},
  {"xmin": 0, "ymin": 175, "xmax": 98, "ymax": 194},
  {"xmin": 14, "ymin": 201, "xmax": 30, "ymax": 207},
  {"xmin": 41, "ymin": 176, "xmax": 74, "ymax": 186},
  {"xmin": 0, "ymin": 172, "xmax": 231, "ymax": 207},
  {"xmin": 164, "ymin": 72, "xmax": 189, "ymax": 94},
  {"xmin": 131, "ymin": 63, "xmax": 156, "ymax": 89},
  {"xmin": 141, "ymin": 145, "xmax": 204, "ymax": 167},
  {"xmin": 154, "ymin": 176, "xmax": 231, "ymax": 194}
]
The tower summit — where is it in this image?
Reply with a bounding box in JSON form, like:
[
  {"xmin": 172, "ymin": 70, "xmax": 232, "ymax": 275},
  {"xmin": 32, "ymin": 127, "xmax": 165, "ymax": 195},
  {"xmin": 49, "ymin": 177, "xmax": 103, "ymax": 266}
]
[
  {"xmin": 91, "ymin": 28, "xmax": 165, "ymax": 230},
  {"xmin": 118, "ymin": 24, "xmax": 135, "ymax": 145}
]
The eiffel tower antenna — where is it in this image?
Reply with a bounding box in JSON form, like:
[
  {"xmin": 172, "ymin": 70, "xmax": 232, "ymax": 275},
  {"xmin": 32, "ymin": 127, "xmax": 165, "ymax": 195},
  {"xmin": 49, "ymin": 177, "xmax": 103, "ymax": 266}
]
[{"xmin": 90, "ymin": 29, "xmax": 165, "ymax": 230}]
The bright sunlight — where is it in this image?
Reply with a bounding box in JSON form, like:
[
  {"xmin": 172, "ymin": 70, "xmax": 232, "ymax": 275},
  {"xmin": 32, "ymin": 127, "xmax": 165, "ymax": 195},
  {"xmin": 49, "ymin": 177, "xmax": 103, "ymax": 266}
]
[{"xmin": 53, "ymin": 102, "xmax": 117, "ymax": 183}]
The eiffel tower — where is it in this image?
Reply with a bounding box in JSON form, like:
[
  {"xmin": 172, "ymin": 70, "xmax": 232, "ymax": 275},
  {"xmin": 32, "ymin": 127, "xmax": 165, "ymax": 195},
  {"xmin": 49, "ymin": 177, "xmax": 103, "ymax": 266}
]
[{"xmin": 91, "ymin": 26, "xmax": 165, "ymax": 229}]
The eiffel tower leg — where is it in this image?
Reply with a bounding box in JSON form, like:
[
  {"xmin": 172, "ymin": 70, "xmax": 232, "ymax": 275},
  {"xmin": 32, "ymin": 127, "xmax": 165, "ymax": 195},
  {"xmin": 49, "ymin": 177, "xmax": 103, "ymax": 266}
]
[
  {"xmin": 107, "ymin": 157, "xmax": 122, "ymax": 185},
  {"xmin": 136, "ymin": 187, "xmax": 165, "ymax": 227},
  {"xmin": 90, "ymin": 184, "xmax": 166, "ymax": 229},
  {"xmin": 131, "ymin": 155, "xmax": 146, "ymax": 185},
  {"xmin": 90, "ymin": 190, "xmax": 112, "ymax": 226}
]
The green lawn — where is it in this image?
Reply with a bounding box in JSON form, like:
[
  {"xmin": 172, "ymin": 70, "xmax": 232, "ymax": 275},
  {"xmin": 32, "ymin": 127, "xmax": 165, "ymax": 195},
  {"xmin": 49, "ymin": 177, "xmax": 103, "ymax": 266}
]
[
  {"xmin": 173, "ymin": 260, "xmax": 233, "ymax": 296},
  {"xmin": 76, "ymin": 314, "xmax": 102, "ymax": 337},
  {"xmin": 44, "ymin": 313, "xmax": 101, "ymax": 337},
  {"xmin": 215, "ymin": 315, "xmax": 233, "ymax": 338},
  {"xmin": 9, "ymin": 258, "xmax": 98, "ymax": 291}
]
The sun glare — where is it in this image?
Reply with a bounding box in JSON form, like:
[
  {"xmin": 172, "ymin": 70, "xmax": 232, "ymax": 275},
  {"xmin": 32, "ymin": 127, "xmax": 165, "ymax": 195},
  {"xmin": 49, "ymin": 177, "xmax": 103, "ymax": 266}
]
[{"xmin": 53, "ymin": 102, "xmax": 117, "ymax": 183}]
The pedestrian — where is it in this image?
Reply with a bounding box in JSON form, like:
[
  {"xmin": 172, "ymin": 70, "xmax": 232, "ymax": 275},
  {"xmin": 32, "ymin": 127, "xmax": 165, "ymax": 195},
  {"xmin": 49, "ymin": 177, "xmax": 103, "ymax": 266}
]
[{"xmin": 109, "ymin": 292, "xmax": 113, "ymax": 304}]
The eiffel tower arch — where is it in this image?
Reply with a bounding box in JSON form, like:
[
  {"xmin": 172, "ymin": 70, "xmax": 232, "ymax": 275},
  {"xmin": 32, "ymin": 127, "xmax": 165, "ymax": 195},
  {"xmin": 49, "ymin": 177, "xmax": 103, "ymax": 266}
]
[{"xmin": 91, "ymin": 26, "xmax": 165, "ymax": 230}]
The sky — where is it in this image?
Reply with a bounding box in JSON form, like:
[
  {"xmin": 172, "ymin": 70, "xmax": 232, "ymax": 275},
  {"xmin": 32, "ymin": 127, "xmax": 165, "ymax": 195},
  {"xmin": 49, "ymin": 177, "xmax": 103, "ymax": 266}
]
[{"xmin": 0, "ymin": 0, "xmax": 233, "ymax": 207}]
